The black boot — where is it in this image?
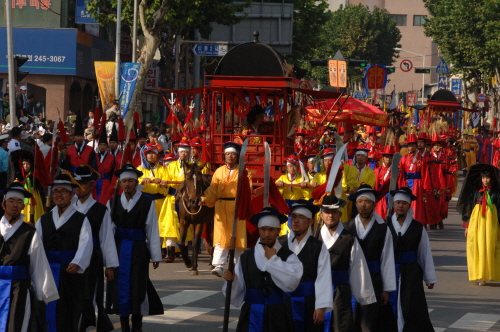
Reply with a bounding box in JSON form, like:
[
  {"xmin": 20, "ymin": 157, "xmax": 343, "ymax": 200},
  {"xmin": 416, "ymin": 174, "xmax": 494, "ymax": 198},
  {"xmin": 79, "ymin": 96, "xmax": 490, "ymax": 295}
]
[
  {"xmin": 120, "ymin": 315, "xmax": 130, "ymax": 332},
  {"xmin": 132, "ymin": 314, "xmax": 143, "ymax": 332},
  {"xmin": 165, "ymin": 246, "xmax": 175, "ymax": 263}
]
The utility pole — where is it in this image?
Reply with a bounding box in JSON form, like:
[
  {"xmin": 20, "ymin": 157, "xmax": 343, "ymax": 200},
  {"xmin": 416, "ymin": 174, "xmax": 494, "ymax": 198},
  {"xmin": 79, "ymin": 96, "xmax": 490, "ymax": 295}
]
[
  {"xmin": 115, "ymin": 0, "xmax": 122, "ymax": 99},
  {"xmin": 5, "ymin": 0, "xmax": 16, "ymax": 128},
  {"xmin": 132, "ymin": 0, "xmax": 138, "ymax": 63}
]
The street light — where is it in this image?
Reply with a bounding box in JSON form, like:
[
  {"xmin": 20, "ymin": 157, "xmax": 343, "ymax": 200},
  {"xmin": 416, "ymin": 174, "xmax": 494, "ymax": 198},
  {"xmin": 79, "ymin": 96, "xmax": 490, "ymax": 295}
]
[{"xmin": 394, "ymin": 47, "xmax": 426, "ymax": 104}]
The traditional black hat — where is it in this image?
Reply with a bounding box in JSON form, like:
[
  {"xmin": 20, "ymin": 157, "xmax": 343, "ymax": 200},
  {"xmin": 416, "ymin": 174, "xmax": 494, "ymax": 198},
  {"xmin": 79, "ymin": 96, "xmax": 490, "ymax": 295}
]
[
  {"xmin": 114, "ymin": 163, "xmax": 143, "ymax": 179},
  {"xmin": 250, "ymin": 206, "xmax": 288, "ymax": 225},
  {"xmin": 98, "ymin": 125, "xmax": 108, "ymax": 145},
  {"xmin": 137, "ymin": 122, "xmax": 147, "ymax": 139},
  {"xmin": 290, "ymin": 199, "xmax": 320, "ymax": 216},
  {"xmin": 73, "ymin": 165, "xmax": 99, "ymax": 182},
  {"xmin": 320, "ymin": 194, "xmax": 347, "ymax": 210},
  {"xmin": 223, "ymin": 142, "xmax": 241, "ymax": 154},
  {"xmin": 390, "ymin": 187, "xmax": 418, "ymax": 201},
  {"xmin": 2, "ymin": 182, "xmax": 32, "ymax": 199},
  {"xmin": 109, "ymin": 122, "xmax": 118, "ymax": 143},
  {"xmin": 348, "ymin": 184, "xmax": 380, "ymax": 202},
  {"xmin": 48, "ymin": 174, "xmax": 79, "ymax": 188},
  {"xmin": 74, "ymin": 112, "xmax": 85, "ymax": 136}
]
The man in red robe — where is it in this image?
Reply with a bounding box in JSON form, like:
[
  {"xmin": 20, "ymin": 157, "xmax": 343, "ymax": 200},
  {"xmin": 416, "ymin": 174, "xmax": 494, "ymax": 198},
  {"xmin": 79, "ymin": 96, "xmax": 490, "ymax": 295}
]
[
  {"xmin": 426, "ymin": 135, "xmax": 448, "ymax": 230},
  {"xmin": 374, "ymin": 146, "xmax": 396, "ymax": 218},
  {"xmin": 65, "ymin": 113, "xmax": 96, "ymax": 172},
  {"xmin": 95, "ymin": 129, "xmax": 115, "ymax": 204},
  {"xmin": 342, "ymin": 124, "xmax": 360, "ymax": 165}
]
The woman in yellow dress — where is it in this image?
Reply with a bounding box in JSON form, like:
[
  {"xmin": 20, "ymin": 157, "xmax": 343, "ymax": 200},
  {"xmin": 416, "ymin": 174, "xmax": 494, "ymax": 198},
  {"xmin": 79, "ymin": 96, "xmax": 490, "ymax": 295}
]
[
  {"xmin": 19, "ymin": 157, "xmax": 45, "ymax": 224},
  {"xmin": 459, "ymin": 165, "xmax": 500, "ymax": 285}
]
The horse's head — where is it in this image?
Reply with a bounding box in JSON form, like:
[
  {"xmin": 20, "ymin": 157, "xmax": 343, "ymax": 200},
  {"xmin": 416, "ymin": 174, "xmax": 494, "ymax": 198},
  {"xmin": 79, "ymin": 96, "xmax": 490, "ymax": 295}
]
[{"xmin": 180, "ymin": 162, "xmax": 207, "ymax": 209}]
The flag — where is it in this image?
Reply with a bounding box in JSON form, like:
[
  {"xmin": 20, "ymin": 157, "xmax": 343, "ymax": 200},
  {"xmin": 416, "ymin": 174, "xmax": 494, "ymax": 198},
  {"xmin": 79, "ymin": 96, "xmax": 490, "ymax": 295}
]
[{"xmin": 388, "ymin": 90, "xmax": 396, "ymax": 112}]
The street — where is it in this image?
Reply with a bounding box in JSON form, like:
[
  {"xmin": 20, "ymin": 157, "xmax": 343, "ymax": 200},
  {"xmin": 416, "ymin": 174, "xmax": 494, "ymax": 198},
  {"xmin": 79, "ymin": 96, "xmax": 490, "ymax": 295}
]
[{"xmin": 90, "ymin": 178, "xmax": 500, "ymax": 332}]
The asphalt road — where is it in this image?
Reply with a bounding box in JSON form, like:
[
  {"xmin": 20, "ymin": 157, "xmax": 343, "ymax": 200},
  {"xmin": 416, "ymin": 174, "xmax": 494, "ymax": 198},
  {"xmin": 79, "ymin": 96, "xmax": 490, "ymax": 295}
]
[{"xmin": 89, "ymin": 177, "xmax": 500, "ymax": 332}]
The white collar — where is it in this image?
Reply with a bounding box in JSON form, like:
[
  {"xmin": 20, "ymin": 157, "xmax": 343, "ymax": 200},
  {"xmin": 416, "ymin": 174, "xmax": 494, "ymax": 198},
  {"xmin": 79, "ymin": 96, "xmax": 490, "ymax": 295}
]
[
  {"xmin": 0, "ymin": 214, "xmax": 26, "ymax": 242},
  {"xmin": 120, "ymin": 188, "xmax": 144, "ymax": 211},
  {"xmin": 74, "ymin": 195, "xmax": 96, "ymax": 214},
  {"xmin": 287, "ymin": 227, "xmax": 311, "ymax": 254},
  {"xmin": 391, "ymin": 208, "xmax": 414, "ymax": 236},
  {"xmin": 355, "ymin": 212, "xmax": 384, "ymax": 240},
  {"xmin": 321, "ymin": 222, "xmax": 344, "ymax": 249},
  {"xmin": 254, "ymin": 238, "xmax": 282, "ymax": 272},
  {"xmin": 51, "ymin": 203, "xmax": 78, "ymax": 229}
]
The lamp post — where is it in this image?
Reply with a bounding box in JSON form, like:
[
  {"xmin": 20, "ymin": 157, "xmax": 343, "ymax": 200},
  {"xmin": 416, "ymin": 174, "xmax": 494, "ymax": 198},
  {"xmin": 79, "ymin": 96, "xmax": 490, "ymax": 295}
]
[{"xmin": 395, "ymin": 47, "xmax": 426, "ymax": 104}]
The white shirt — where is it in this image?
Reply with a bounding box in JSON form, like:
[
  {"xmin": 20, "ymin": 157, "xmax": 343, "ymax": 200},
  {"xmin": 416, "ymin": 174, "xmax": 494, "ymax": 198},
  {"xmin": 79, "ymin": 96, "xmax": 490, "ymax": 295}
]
[
  {"xmin": 39, "ymin": 144, "xmax": 51, "ymax": 158},
  {"xmin": 287, "ymin": 228, "xmax": 333, "ymax": 312},
  {"xmin": 74, "ymin": 196, "xmax": 119, "ymax": 268},
  {"xmin": 35, "ymin": 204, "xmax": 93, "ymax": 273},
  {"xmin": 223, "ymin": 238, "xmax": 303, "ymax": 308},
  {"xmin": 320, "ymin": 223, "xmax": 376, "ymax": 305},
  {"xmin": 354, "ymin": 213, "xmax": 396, "ymax": 292},
  {"xmin": 7, "ymin": 138, "xmax": 21, "ymax": 154}
]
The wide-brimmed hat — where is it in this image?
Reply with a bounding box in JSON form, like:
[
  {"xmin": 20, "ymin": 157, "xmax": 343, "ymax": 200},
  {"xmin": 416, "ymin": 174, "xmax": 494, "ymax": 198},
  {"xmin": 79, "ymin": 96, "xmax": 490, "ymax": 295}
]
[
  {"xmin": 223, "ymin": 142, "xmax": 241, "ymax": 154},
  {"xmin": 285, "ymin": 153, "xmax": 300, "ymax": 164},
  {"xmin": 390, "ymin": 187, "xmax": 418, "ymax": 201},
  {"xmin": 48, "ymin": 174, "xmax": 79, "ymax": 188},
  {"xmin": 321, "ymin": 147, "xmax": 336, "ymax": 159},
  {"xmin": 162, "ymin": 151, "xmax": 178, "ymax": 162},
  {"xmin": 73, "ymin": 165, "xmax": 99, "ymax": 182},
  {"xmin": 250, "ymin": 206, "xmax": 288, "ymax": 225},
  {"xmin": 114, "ymin": 163, "xmax": 143, "ymax": 179},
  {"xmin": 348, "ymin": 184, "xmax": 380, "ymax": 202},
  {"xmin": 320, "ymin": 194, "xmax": 347, "ymax": 210},
  {"xmin": 290, "ymin": 199, "xmax": 320, "ymax": 216},
  {"xmin": 2, "ymin": 182, "xmax": 32, "ymax": 199}
]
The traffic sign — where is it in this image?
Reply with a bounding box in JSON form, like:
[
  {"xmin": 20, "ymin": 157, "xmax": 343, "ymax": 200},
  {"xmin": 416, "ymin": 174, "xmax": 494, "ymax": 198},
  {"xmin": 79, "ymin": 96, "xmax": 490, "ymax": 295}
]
[
  {"xmin": 478, "ymin": 94, "xmax": 486, "ymax": 102},
  {"xmin": 192, "ymin": 44, "xmax": 228, "ymax": 56},
  {"xmin": 451, "ymin": 78, "xmax": 462, "ymax": 96},
  {"xmin": 406, "ymin": 92, "xmax": 417, "ymax": 105},
  {"xmin": 400, "ymin": 59, "xmax": 413, "ymax": 72},
  {"xmin": 436, "ymin": 59, "xmax": 449, "ymax": 74},
  {"xmin": 353, "ymin": 91, "xmax": 367, "ymax": 99},
  {"xmin": 438, "ymin": 76, "xmax": 447, "ymax": 90},
  {"xmin": 365, "ymin": 65, "xmax": 387, "ymax": 89}
]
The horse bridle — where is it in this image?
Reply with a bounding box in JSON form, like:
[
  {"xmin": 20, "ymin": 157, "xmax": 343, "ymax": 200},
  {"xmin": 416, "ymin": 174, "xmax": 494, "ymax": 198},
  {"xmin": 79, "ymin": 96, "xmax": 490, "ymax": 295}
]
[{"xmin": 181, "ymin": 167, "xmax": 204, "ymax": 215}]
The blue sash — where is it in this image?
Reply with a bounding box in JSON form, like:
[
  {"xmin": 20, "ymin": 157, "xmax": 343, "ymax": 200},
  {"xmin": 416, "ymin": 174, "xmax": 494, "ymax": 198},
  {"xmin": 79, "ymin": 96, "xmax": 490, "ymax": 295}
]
[
  {"xmin": 388, "ymin": 251, "xmax": 417, "ymax": 319},
  {"xmin": 405, "ymin": 172, "xmax": 421, "ymax": 189},
  {"xmin": 143, "ymin": 193, "xmax": 165, "ymax": 201},
  {"xmin": 168, "ymin": 188, "xmax": 177, "ymax": 196},
  {"xmin": 99, "ymin": 173, "xmax": 112, "ymax": 180},
  {"xmin": 46, "ymin": 250, "xmax": 77, "ymax": 332},
  {"xmin": 116, "ymin": 227, "xmax": 146, "ymax": 316},
  {"xmin": 92, "ymin": 235, "xmax": 100, "ymax": 249},
  {"xmin": 95, "ymin": 178, "xmax": 104, "ymax": 199},
  {"xmin": 286, "ymin": 281, "xmax": 315, "ymax": 332},
  {"xmin": 245, "ymin": 288, "xmax": 286, "ymax": 332},
  {"xmin": 323, "ymin": 270, "xmax": 349, "ymax": 332},
  {"xmin": 0, "ymin": 265, "xmax": 28, "ymax": 329}
]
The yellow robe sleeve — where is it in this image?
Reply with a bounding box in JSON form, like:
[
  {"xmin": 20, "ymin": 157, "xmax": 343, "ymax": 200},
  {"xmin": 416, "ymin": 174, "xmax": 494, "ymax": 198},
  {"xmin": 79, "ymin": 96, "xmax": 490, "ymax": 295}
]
[{"xmin": 138, "ymin": 166, "xmax": 168, "ymax": 195}]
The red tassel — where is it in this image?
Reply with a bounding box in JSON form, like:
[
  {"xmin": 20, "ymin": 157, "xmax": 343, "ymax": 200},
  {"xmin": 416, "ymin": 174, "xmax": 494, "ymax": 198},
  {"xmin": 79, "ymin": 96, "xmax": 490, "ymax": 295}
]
[
  {"xmin": 118, "ymin": 118, "xmax": 125, "ymax": 141},
  {"xmin": 58, "ymin": 121, "xmax": 69, "ymax": 144},
  {"xmin": 134, "ymin": 111, "xmax": 141, "ymax": 130},
  {"xmin": 97, "ymin": 113, "xmax": 107, "ymax": 135},
  {"xmin": 269, "ymin": 178, "xmax": 291, "ymax": 214},
  {"xmin": 93, "ymin": 107, "xmax": 101, "ymax": 128},
  {"xmin": 201, "ymin": 136, "xmax": 209, "ymax": 163},
  {"xmin": 122, "ymin": 142, "xmax": 133, "ymax": 164},
  {"xmin": 237, "ymin": 170, "xmax": 256, "ymax": 221}
]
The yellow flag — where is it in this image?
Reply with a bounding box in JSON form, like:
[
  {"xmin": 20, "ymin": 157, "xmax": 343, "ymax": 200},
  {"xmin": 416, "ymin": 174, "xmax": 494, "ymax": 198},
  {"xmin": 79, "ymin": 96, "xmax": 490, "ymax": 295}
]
[{"xmin": 94, "ymin": 62, "xmax": 116, "ymax": 110}]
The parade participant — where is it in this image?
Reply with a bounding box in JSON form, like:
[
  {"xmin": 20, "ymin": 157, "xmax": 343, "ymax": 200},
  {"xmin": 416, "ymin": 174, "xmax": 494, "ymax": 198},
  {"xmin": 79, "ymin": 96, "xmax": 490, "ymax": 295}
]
[
  {"xmin": 417, "ymin": 131, "xmax": 429, "ymax": 159},
  {"xmin": 342, "ymin": 124, "xmax": 359, "ymax": 163},
  {"xmin": 459, "ymin": 166, "xmax": 500, "ymax": 285},
  {"xmin": 341, "ymin": 148, "xmax": 376, "ymax": 222},
  {"xmin": 190, "ymin": 136, "xmax": 210, "ymax": 173},
  {"xmin": 318, "ymin": 194, "xmax": 376, "ymax": 332},
  {"xmin": 161, "ymin": 150, "xmax": 178, "ymax": 167},
  {"xmin": 398, "ymin": 132, "xmax": 408, "ymax": 157},
  {"xmin": 387, "ymin": 187, "xmax": 436, "ymax": 332},
  {"xmin": 235, "ymin": 104, "xmax": 271, "ymax": 145},
  {"xmin": 72, "ymin": 165, "xmax": 118, "ymax": 332},
  {"xmin": 278, "ymin": 200, "xmax": 332, "ymax": 332},
  {"xmin": 427, "ymin": 134, "xmax": 447, "ymax": 230},
  {"xmin": 106, "ymin": 164, "xmax": 163, "ymax": 332},
  {"xmin": 397, "ymin": 132, "xmax": 431, "ymax": 226},
  {"xmin": 492, "ymin": 130, "xmax": 500, "ymax": 168},
  {"xmin": 306, "ymin": 150, "xmax": 319, "ymax": 178},
  {"xmin": 0, "ymin": 182, "xmax": 59, "ymax": 332},
  {"xmin": 374, "ymin": 146, "xmax": 396, "ymax": 218},
  {"xmin": 476, "ymin": 127, "xmax": 490, "ymax": 163},
  {"xmin": 158, "ymin": 136, "xmax": 191, "ymax": 262},
  {"xmin": 129, "ymin": 128, "xmax": 142, "ymax": 167},
  {"xmin": 304, "ymin": 151, "xmax": 321, "ymax": 200},
  {"xmin": 345, "ymin": 185, "xmax": 397, "ymax": 332},
  {"xmin": 222, "ymin": 206, "xmax": 303, "ymax": 332},
  {"xmin": 39, "ymin": 132, "xmax": 53, "ymax": 158},
  {"xmin": 315, "ymin": 147, "xmax": 336, "ymax": 185},
  {"xmin": 0, "ymin": 134, "xmax": 9, "ymax": 189},
  {"xmin": 137, "ymin": 142, "xmax": 168, "ymax": 216},
  {"xmin": 460, "ymin": 129, "xmax": 477, "ymax": 174},
  {"xmin": 36, "ymin": 173, "xmax": 93, "ymax": 332},
  {"xmin": 109, "ymin": 124, "xmax": 122, "ymax": 159},
  {"xmin": 201, "ymin": 142, "xmax": 250, "ymax": 277},
  {"xmin": 19, "ymin": 154, "xmax": 45, "ymax": 223},
  {"xmin": 95, "ymin": 128, "xmax": 115, "ymax": 204},
  {"xmin": 65, "ymin": 113, "xmax": 97, "ymax": 172},
  {"xmin": 7, "ymin": 126, "xmax": 22, "ymax": 154}
]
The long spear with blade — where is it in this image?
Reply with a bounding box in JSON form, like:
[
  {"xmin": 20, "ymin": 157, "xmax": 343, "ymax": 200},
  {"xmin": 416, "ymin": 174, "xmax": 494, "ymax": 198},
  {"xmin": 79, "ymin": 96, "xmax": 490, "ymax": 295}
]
[{"xmin": 222, "ymin": 138, "xmax": 249, "ymax": 332}]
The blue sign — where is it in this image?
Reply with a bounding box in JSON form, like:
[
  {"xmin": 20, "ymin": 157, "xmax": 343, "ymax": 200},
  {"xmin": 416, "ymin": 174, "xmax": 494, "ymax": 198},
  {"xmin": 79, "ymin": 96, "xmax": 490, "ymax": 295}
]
[
  {"xmin": 119, "ymin": 63, "xmax": 141, "ymax": 119},
  {"xmin": 436, "ymin": 59, "xmax": 449, "ymax": 74},
  {"xmin": 352, "ymin": 91, "xmax": 367, "ymax": 99},
  {"xmin": 438, "ymin": 75, "xmax": 447, "ymax": 90},
  {"xmin": 478, "ymin": 94, "xmax": 486, "ymax": 102},
  {"xmin": 75, "ymin": 0, "xmax": 98, "ymax": 24},
  {"xmin": 192, "ymin": 44, "xmax": 228, "ymax": 56},
  {"xmin": 451, "ymin": 78, "xmax": 462, "ymax": 96}
]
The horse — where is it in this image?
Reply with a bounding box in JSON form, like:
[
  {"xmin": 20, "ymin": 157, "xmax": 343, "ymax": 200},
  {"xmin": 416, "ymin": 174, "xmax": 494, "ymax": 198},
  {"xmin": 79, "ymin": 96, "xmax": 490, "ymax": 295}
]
[{"xmin": 176, "ymin": 162, "xmax": 214, "ymax": 275}]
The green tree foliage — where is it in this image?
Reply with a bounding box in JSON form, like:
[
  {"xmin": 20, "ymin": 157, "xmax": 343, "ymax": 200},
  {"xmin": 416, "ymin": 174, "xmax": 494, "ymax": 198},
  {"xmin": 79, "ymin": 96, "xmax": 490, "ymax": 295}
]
[{"xmin": 308, "ymin": 4, "xmax": 401, "ymax": 86}]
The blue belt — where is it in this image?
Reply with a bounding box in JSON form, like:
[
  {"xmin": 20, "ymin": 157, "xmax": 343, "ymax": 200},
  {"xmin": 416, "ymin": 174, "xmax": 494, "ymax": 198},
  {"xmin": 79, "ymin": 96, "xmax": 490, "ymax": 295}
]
[
  {"xmin": 286, "ymin": 281, "xmax": 315, "ymax": 332},
  {"xmin": 0, "ymin": 265, "xmax": 28, "ymax": 330},
  {"xmin": 219, "ymin": 197, "xmax": 235, "ymax": 201},
  {"xmin": 324, "ymin": 270, "xmax": 349, "ymax": 332},
  {"xmin": 46, "ymin": 250, "xmax": 77, "ymax": 332},
  {"xmin": 245, "ymin": 288, "xmax": 286, "ymax": 332},
  {"xmin": 463, "ymin": 149, "xmax": 470, "ymax": 152},
  {"xmin": 92, "ymin": 235, "xmax": 100, "ymax": 249},
  {"xmin": 70, "ymin": 166, "xmax": 78, "ymax": 173},
  {"xmin": 168, "ymin": 188, "xmax": 177, "ymax": 196},
  {"xmin": 389, "ymin": 251, "xmax": 417, "ymax": 319},
  {"xmin": 401, "ymin": 145, "xmax": 408, "ymax": 148},
  {"xmin": 116, "ymin": 227, "xmax": 146, "ymax": 316},
  {"xmin": 99, "ymin": 173, "xmax": 112, "ymax": 180},
  {"xmin": 143, "ymin": 193, "xmax": 165, "ymax": 200},
  {"xmin": 405, "ymin": 172, "xmax": 421, "ymax": 180},
  {"xmin": 367, "ymin": 260, "xmax": 381, "ymax": 274}
]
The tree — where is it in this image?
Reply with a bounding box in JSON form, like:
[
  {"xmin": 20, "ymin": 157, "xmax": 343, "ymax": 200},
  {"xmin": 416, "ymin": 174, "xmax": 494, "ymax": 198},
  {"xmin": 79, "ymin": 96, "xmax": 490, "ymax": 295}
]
[
  {"xmin": 86, "ymin": 0, "xmax": 250, "ymax": 119},
  {"xmin": 307, "ymin": 4, "xmax": 401, "ymax": 87}
]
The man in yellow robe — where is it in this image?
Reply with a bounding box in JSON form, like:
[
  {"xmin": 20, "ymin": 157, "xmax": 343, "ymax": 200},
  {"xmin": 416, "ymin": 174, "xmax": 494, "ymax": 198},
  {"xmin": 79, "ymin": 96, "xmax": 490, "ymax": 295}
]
[
  {"xmin": 460, "ymin": 129, "xmax": 478, "ymax": 172},
  {"xmin": 201, "ymin": 142, "xmax": 250, "ymax": 277},
  {"xmin": 341, "ymin": 148, "xmax": 376, "ymax": 222}
]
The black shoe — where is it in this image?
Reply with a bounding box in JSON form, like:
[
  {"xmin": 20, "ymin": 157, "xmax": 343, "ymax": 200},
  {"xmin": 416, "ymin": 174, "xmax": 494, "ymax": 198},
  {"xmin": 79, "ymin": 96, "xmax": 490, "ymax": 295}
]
[
  {"xmin": 429, "ymin": 224, "xmax": 437, "ymax": 230},
  {"xmin": 438, "ymin": 221, "xmax": 444, "ymax": 229}
]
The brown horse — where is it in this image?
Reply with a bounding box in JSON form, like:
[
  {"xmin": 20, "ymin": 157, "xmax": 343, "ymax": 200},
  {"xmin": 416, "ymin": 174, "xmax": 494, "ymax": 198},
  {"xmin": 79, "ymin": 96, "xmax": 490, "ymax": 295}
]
[{"xmin": 176, "ymin": 162, "xmax": 214, "ymax": 275}]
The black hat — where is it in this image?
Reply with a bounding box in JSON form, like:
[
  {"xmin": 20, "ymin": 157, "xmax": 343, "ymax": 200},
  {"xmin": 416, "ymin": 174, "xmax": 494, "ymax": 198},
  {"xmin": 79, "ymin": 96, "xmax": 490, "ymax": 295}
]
[
  {"xmin": 114, "ymin": 163, "xmax": 143, "ymax": 179},
  {"xmin": 42, "ymin": 133, "xmax": 53, "ymax": 143},
  {"xmin": 138, "ymin": 122, "xmax": 147, "ymax": 139},
  {"xmin": 99, "ymin": 126, "xmax": 108, "ymax": 145},
  {"xmin": 320, "ymin": 194, "xmax": 347, "ymax": 210},
  {"xmin": 250, "ymin": 206, "xmax": 288, "ymax": 226},
  {"xmin": 348, "ymin": 184, "xmax": 380, "ymax": 202},
  {"xmin": 390, "ymin": 187, "xmax": 418, "ymax": 201},
  {"xmin": 223, "ymin": 142, "xmax": 241, "ymax": 154},
  {"xmin": 73, "ymin": 165, "xmax": 98, "ymax": 182},
  {"xmin": 48, "ymin": 174, "xmax": 79, "ymax": 188},
  {"xmin": 290, "ymin": 199, "xmax": 320, "ymax": 216},
  {"xmin": 2, "ymin": 182, "xmax": 32, "ymax": 199},
  {"xmin": 74, "ymin": 112, "xmax": 85, "ymax": 136},
  {"xmin": 109, "ymin": 123, "xmax": 118, "ymax": 143}
]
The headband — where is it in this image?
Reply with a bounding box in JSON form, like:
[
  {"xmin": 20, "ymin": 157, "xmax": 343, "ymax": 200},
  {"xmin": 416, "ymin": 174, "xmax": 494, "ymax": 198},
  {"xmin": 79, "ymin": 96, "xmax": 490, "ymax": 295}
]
[
  {"xmin": 357, "ymin": 192, "xmax": 376, "ymax": 203},
  {"xmin": 119, "ymin": 171, "xmax": 138, "ymax": 180},
  {"xmin": 355, "ymin": 150, "xmax": 368, "ymax": 156},
  {"xmin": 292, "ymin": 207, "xmax": 313, "ymax": 219},
  {"xmin": 394, "ymin": 193, "xmax": 411, "ymax": 204},
  {"xmin": 178, "ymin": 146, "xmax": 190, "ymax": 152},
  {"xmin": 52, "ymin": 184, "xmax": 73, "ymax": 192},
  {"xmin": 224, "ymin": 147, "xmax": 238, "ymax": 154},
  {"xmin": 308, "ymin": 157, "xmax": 315, "ymax": 162},
  {"xmin": 5, "ymin": 191, "xmax": 25, "ymax": 201},
  {"xmin": 258, "ymin": 215, "xmax": 281, "ymax": 228},
  {"xmin": 287, "ymin": 161, "xmax": 298, "ymax": 166},
  {"xmin": 323, "ymin": 154, "xmax": 334, "ymax": 160}
]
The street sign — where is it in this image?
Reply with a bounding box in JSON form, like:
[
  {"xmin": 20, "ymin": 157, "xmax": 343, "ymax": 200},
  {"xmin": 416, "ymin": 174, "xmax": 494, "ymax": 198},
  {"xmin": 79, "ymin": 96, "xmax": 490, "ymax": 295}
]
[
  {"xmin": 451, "ymin": 78, "xmax": 463, "ymax": 96},
  {"xmin": 365, "ymin": 65, "xmax": 387, "ymax": 89},
  {"xmin": 478, "ymin": 93, "xmax": 486, "ymax": 102},
  {"xmin": 192, "ymin": 44, "xmax": 228, "ymax": 56},
  {"xmin": 438, "ymin": 75, "xmax": 447, "ymax": 90},
  {"xmin": 337, "ymin": 61, "xmax": 347, "ymax": 88},
  {"xmin": 353, "ymin": 91, "xmax": 367, "ymax": 99},
  {"xmin": 328, "ymin": 60, "xmax": 338, "ymax": 87},
  {"xmin": 400, "ymin": 59, "xmax": 413, "ymax": 72},
  {"xmin": 406, "ymin": 92, "xmax": 417, "ymax": 105},
  {"xmin": 436, "ymin": 59, "xmax": 449, "ymax": 74}
]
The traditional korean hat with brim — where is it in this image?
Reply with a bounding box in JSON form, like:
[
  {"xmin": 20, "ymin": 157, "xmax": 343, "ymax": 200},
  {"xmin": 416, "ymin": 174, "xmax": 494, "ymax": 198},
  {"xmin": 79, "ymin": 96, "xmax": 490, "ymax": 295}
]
[
  {"xmin": 285, "ymin": 153, "xmax": 300, "ymax": 164},
  {"xmin": 320, "ymin": 194, "xmax": 346, "ymax": 210},
  {"xmin": 73, "ymin": 164, "xmax": 99, "ymax": 182},
  {"xmin": 162, "ymin": 151, "xmax": 178, "ymax": 162},
  {"xmin": 223, "ymin": 142, "xmax": 241, "ymax": 154},
  {"xmin": 2, "ymin": 182, "xmax": 32, "ymax": 199},
  {"xmin": 348, "ymin": 184, "xmax": 380, "ymax": 202},
  {"xmin": 354, "ymin": 148, "xmax": 370, "ymax": 157},
  {"xmin": 114, "ymin": 163, "xmax": 143, "ymax": 179},
  {"xmin": 175, "ymin": 136, "xmax": 191, "ymax": 151},
  {"xmin": 418, "ymin": 132, "xmax": 428, "ymax": 142},
  {"xmin": 143, "ymin": 142, "xmax": 160, "ymax": 154},
  {"xmin": 321, "ymin": 147, "xmax": 335, "ymax": 159},
  {"xmin": 109, "ymin": 123, "xmax": 119, "ymax": 143},
  {"xmin": 250, "ymin": 206, "xmax": 288, "ymax": 227},
  {"xmin": 382, "ymin": 145, "xmax": 397, "ymax": 155},
  {"xmin": 390, "ymin": 187, "xmax": 418, "ymax": 201},
  {"xmin": 48, "ymin": 174, "xmax": 79, "ymax": 189},
  {"xmin": 190, "ymin": 136, "xmax": 202, "ymax": 146},
  {"xmin": 74, "ymin": 112, "xmax": 85, "ymax": 136},
  {"xmin": 99, "ymin": 125, "xmax": 108, "ymax": 145},
  {"xmin": 290, "ymin": 199, "xmax": 320, "ymax": 217}
]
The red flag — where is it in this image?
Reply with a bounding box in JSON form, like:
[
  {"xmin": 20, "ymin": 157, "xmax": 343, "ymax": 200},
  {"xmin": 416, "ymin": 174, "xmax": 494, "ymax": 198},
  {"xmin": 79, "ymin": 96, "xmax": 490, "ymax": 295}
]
[
  {"xmin": 97, "ymin": 113, "xmax": 107, "ymax": 135},
  {"xmin": 134, "ymin": 111, "xmax": 141, "ymax": 130},
  {"xmin": 237, "ymin": 170, "xmax": 257, "ymax": 221},
  {"xmin": 93, "ymin": 107, "xmax": 101, "ymax": 128},
  {"xmin": 58, "ymin": 121, "xmax": 69, "ymax": 144},
  {"xmin": 118, "ymin": 118, "xmax": 125, "ymax": 141}
]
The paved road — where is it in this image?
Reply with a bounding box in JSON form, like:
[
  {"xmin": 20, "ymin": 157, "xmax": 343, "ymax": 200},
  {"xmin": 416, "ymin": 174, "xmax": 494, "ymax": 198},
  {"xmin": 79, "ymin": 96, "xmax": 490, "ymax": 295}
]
[{"xmin": 89, "ymin": 177, "xmax": 500, "ymax": 332}]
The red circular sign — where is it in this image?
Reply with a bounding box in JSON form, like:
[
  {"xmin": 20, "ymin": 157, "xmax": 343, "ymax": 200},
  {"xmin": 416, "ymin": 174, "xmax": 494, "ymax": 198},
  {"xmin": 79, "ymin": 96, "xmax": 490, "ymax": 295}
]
[{"xmin": 400, "ymin": 59, "xmax": 413, "ymax": 72}]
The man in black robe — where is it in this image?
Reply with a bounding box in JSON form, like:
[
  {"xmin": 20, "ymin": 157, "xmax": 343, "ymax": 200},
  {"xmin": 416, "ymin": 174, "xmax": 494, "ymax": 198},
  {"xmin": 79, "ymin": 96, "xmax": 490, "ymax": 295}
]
[
  {"xmin": 345, "ymin": 184, "xmax": 397, "ymax": 332},
  {"xmin": 278, "ymin": 200, "xmax": 332, "ymax": 332},
  {"xmin": 36, "ymin": 174, "xmax": 94, "ymax": 332},
  {"xmin": 223, "ymin": 207, "xmax": 303, "ymax": 332},
  {"xmin": 387, "ymin": 187, "xmax": 436, "ymax": 332},
  {"xmin": 0, "ymin": 182, "xmax": 58, "ymax": 332},
  {"xmin": 106, "ymin": 163, "xmax": 163, "ymax": 332},
  {"xmin": 72, "ymin": 165, "xmax": 119, "ymax": 332}
]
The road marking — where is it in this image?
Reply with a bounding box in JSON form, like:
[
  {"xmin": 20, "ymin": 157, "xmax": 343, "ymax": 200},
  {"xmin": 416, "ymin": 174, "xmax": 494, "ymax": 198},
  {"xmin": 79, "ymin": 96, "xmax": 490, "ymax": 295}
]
[
  {"xmin": 451, "ymin": 197, "xmax": 458, "ymax": 202},
  {"xmin": 161, "ymin": 290, "xmax": 218, "ymax": 306},
  {"xmin": 144, "ymin": 306, "xmax": 215, "ymax": 324},
  {"xmin": 219, "ymin": 319, "xmax": 239, "ymax": 329},
  {"xmin": 448, "ymin": 313, "xmax": 500, "ymax": 331},
  {"xmin": 220, "ymin": 305, "xmax": 242, "ymax": 310},
  {"xmin": 434, "ymin": 328, "xmax": 446, "ymax": 332},
  {"xmin": 429, "ymin": 309, "xmax": 434, "ymax": 313}
]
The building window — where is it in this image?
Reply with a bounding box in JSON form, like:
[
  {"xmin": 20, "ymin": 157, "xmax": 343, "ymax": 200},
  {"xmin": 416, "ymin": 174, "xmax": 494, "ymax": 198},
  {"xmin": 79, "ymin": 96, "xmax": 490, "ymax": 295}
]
[
  {"xmin": 391, "ymin": 15, "xmax": 407, "ymax": 26},
  {"xmin": 413, "ymin": 15, "xmax": 427, "ymax": 26}
]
